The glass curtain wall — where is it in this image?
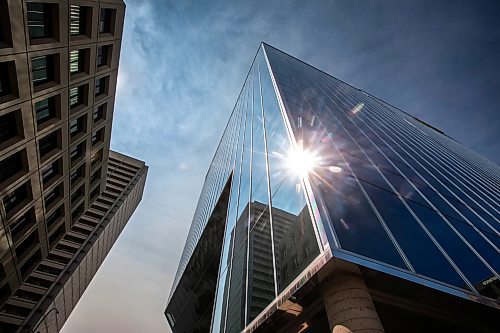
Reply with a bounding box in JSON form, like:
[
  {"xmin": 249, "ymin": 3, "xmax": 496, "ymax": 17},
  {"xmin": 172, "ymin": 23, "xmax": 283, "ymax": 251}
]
[
  {"xmin": 210, "ymin": 47, "xmax": 322, "ymax": 333},
  {"xmin": 263, "ymin": 44, "xmax": 500, "ymax": 301}
]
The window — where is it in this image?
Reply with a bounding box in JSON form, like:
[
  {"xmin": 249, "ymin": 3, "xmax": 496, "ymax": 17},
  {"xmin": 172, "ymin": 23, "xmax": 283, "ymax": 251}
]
[
  {"xmin": 0, "ymin": 151, "xmax": 24, "ymax": 184},
  {"xmin": 69, "ymin": 116, "xmax": 85, "ymax": 137},
  {"xmin": 0, "ymin": 111, "xmax": 19, "ymax": 145},
  {"xmin": 91, "ymin": 149, "xmax": 102, "ymax": 166},
  {"xmin": 15, "ymin": 230, "xmax": 39, "ymax": 261},
  {"xmin": 41, "ymin": 160, "xmax": 59, "ymax": 185},
  {"xmin": 96, "ymin": 45, "xmax": 111, "ymax": 67},
  {"xmin": 35, "ymin": 96, "xmax": 56, "ymax": 126},
  {"xmin": 27, "ymin": 2, "xmax": 55, "ymax": 40},
  {"xmin": 9, "ymin": 209, "xmax": 36, "ymax": 243},
  {"xmin": 20, "ymin": 249, "xmax": 42, "ymax": 279},
  {"xmin": 49, "ymin": 224, "xmax": 65, "ymax": 247},
  {"xmin": 44, "ymin": 183, "xmax": 62, "ymax": 209},
  {"xmin": 71, "ymin": 202, "xmax": 84, "ymax": 222},
  {"xmin": 99, "ymin": 8, "xmax": 115, "ymax": 34},
  {"xmin": 93, "ymin": 103, "xmax": 106, "ymax": 123},
  {"xmin": 94, "ymin": 77, "xmax": 108, "ymax": 97},
  {"xmin": 70, "ymin": 142, "xmax": 85, "ymax": 163},
  {"xmin": 90, "ymin": 185, "xmax": 100, "ymax": 201},
  {"xmin": 70, "ymin": 49, "xmax": 85, "ymax": 75},
  {"xmin": 32, "ymin": 54, "xmax": 55, "ymax": 87},
  {"xmin": 69, "ymin": 85, "xmax": 86, "ymax": 109},
  {"xmin": 0, "ymin": 0, "xmax": 12, "ymax": 47},
  {"xmin": 92, "ymin": 127, "xmax": 104, "ymax": 145},
  {"xmin": 70, "ymin": 165, "xmax": 84, "ymax": 186},
  {"xmin": 0, "ymin": 61, "xmax": 12, "ymax": 97},
  {"xmin": 90, "ymin": 168, "xmax": 101, "ymax": 185},
  {"xmin": 38, "ymin": 130, "xmax": 59, "ymax": 157},
  {"xmin": 46, "ymin": 205, "xmax": 63, "ymax": 230},
  {"xmin": 71, "ymin": 185, "xmax": 84, "ymax": 205},
  {"xmin": 70, "ymin": 4, "xmax": 90, "ymax": 37},
  {"xmin": 3, "ymin": 182, "xmax": 30, "ymax": 215}
]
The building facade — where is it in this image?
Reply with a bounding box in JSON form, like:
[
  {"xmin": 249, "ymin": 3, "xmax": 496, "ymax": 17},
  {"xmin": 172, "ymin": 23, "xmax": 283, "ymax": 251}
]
[
  {"xmin": 0, "ymin": 1, "xmax": 148, "ymax": 332},
  {"xmin": 165, "ymin": 43, "xmax": 500, "ymax": 332}
]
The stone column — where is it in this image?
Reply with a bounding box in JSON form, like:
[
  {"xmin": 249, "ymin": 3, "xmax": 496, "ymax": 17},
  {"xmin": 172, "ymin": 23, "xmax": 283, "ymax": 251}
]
[{"xmin": 321, "ymin": 269, "xmax": 384, "ymax": 333}]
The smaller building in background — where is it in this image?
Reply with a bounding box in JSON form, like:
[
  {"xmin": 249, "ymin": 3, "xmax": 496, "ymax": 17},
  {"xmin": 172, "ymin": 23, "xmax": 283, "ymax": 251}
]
[{"xmin": 1, "ymin": 151, "xmax": 147, "ymax": 333}]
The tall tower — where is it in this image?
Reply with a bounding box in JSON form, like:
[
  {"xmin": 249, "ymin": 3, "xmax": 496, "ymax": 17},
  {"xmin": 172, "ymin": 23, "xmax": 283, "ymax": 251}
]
[
  {"xmin": 0, "ymin": 1, "xmax": 147, "ymax": 332},
  {"xmin": 165, "ymin": 43, "xmax": 499, "ymax": 333}
]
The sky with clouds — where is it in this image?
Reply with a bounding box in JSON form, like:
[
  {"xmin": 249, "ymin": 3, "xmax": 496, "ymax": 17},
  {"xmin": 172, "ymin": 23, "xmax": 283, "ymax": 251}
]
[{"xmin": 60, "ymin": 0, "xmax": 500, "ymax": 332}]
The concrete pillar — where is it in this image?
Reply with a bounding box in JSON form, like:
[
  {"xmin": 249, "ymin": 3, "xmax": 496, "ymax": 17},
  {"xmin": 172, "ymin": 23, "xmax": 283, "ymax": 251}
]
[{"xmin": 321, "ymin": 269, "xmax": 384, "ymax": 333}]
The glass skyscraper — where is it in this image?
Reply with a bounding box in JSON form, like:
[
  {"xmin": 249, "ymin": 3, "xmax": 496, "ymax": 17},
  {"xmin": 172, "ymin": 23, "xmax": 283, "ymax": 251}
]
[{"xmin": 165, "ymin": 43, "xmax": 499, "ymax": 333}]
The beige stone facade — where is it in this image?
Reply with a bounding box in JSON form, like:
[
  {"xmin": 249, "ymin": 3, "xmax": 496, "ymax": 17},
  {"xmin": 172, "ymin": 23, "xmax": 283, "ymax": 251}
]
[{"xmin": 0, "ymin": 1, "xmax": 147, "ymax": 332}]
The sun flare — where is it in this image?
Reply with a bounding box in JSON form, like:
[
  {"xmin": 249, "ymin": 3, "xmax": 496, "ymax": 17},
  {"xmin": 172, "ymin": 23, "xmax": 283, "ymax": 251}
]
[{"xmin": 286, "ymin": 147, "xmax": 319, "ymax": 177}]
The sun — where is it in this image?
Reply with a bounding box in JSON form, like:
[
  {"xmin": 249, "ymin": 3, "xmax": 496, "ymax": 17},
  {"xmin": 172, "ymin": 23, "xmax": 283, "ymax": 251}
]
[{"xmin": 286, "ymin": 146, "xmax": 319, "ymax": 177}]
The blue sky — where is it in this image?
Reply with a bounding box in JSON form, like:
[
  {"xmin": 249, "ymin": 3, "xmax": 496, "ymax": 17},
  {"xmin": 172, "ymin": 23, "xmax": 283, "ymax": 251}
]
[{"xmin": 61, "ymin": 1, "xmax": 500, "ymax": 332}]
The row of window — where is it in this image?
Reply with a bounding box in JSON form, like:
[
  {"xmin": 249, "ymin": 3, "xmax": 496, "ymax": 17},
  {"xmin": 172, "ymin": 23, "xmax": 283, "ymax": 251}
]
[
  {"xmin": 0, "ymin": 48, "xmax": 112, "ymax": 106},
  {"xmin": 1, "ymin": 2, "xmax": 117, "ymax": 48},
  {"xmin": 0, "ymin": 100, "xmax": 107, "ymax": 159},
  {"xmin": 33, "ymin": 46, "xmax": 111, "ymax": 83},
  {"xmin": 0, "ymin": 176, "xmax": 104, "ymax": 291},
  {"xmin": 1, "ymin": 124, "xmax": 105, "ymax": 191},
  {"xmin": 1, "ymin": 150, "xmax": 104, "ymax": 223},
  {"xmin": 28, "ymin": 2, "xmax": 117, "ymax": 42}
]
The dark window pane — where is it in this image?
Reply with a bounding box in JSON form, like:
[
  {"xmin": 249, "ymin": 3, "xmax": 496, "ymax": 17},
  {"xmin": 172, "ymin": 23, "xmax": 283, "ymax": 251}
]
[
  {"xmin": 319, "ymin": 173, "xmax": 407, "ymax": 269},
  {"xmin": 71, "ymin": 186, "xmax": 84, "ymax": 204},
  {"xmin": 0, "ymin": 1, "xmax": 12, "ymax": 46},
  {"xmin": 91, "ymin": 149, "xmax": 102, "ymax": 166},
  {"xmin": 0, "ymin": 111, "xmax": 18, "ymax": 144},
  {"xmin": 99, "ymin": 8, "xmax": 113, "ymax": 33},
  {"xmin": 32, "ymin": 55, "xmax": 54, "ymax": 87},
  {"xmin": 3, "ymin": 182, "xmax": 29, "ymax": 214},
  {"xmin": 94, "ymin": 77, "xmax": 107, "ymax": 96},
  {"xmin": 71, "ymin": 166, "xmax": 84, "ymax": 185},
  {"xmin": 97, "ymin": 45, "xmax": 110, "ymax": 67},
  {"xmin": 15, "ymin": 230, "xmax": 39, "ymax": 261},
  {"xmin": 446, "ymin": 215, "xmax": 500, "ymax": 274},
  {"xmin": 27, "ymin": 2, "xmax": 53, "ymax": 39},
  {"xmin": 38, "ymin": 131, "xmax": 58, "ymax": 157},
  {"xmin": 44, "ymin": 184, "xmax": 62, "ymax": 208},
  {"xmin": 0, "ymin": 62, "xmax": 12, "ymax": 97},
  {"xmin": 70, "ymin": 142, "xmax": 84, "ymax": 162},
  {"xmin": 90, "ymin": 168, "xmax": 101, "ymax": 185},
  {"xmin": 0, "ymin": 152, "xmax": 23, "ymax": 184},
  {"xmin": 9, "ymin": 209, "xmax": 36, "ymax": 243},
  {"xmin": 35, "ymin": 96, "xmax": 56, "ymax": 126},
  {"xmin": 46, "ymin": 206, "xmax": 63, "ymax": 229},
  {"xmin": 93, "ymin": 104, "xmax": 106, "ymax": 122},
  {"xmin": 41, "ymin": 159, "xmax": 59, "ymax": 185},
  {"xmin": 92, "ymin": 128, "xmax": 104, "ymax": 145},
  {"xmin": 362, "ymin": 181, "xmax": 467, "ymax": 288},
  {"xmin": 407, "ymin": 200, "xmax": 495, "ymax": 287}
]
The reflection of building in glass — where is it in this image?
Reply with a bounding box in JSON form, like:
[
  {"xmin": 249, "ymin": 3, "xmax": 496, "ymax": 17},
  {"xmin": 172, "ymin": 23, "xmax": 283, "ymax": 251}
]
[
  {"xmin": 165, "ymin": 43, "xmax": 500, "ymax": 333},
  {"xmin": 0, "ymin": 2, "xmax": 148, "ymax": 332}
]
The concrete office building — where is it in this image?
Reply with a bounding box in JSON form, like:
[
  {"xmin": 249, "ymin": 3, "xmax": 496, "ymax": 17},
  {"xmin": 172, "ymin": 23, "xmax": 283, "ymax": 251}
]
[
  {"xmin": 0, "ymin": 1, "xmax": 148, "ymax": 332},
  {"xmin": 165, "ymin": 43, "xmax": 500, "ymax": 333}
]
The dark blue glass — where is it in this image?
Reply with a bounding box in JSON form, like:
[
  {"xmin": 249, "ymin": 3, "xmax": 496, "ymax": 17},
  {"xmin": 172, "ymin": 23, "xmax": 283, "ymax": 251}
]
[
  {"xmin": 317, "ymin": 172, "xmax": 407, "ymax": 269},
  {"xmin": 406, "ymin": 200, "xmax": 494, "ymax": 287},
  {"xmin": 362, "ymin": 181, "xmax": 468, "ymax": 288}
]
